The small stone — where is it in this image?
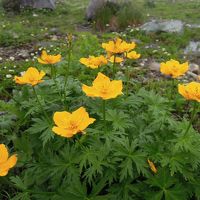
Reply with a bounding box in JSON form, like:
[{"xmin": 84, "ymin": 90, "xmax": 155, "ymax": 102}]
[
  {"xmin": 9, "ymin": 56, "xmax": 15, "ymax": 61},
  {"xmin": 149, "ymin": 62, "xmax": 160, "ymax": 71},
  {"xmin": 18, "ymin": 50, "xmax": 29, "ymax": 58},
  {"xmin": 189, "ymin": 63, "xmax": 199, "ymax": 74}
]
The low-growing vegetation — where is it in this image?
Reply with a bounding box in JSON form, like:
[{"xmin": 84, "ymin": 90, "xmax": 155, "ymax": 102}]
[{"xmin": 0, "ymin": 0, "xmax": 200, "ymax": 199}]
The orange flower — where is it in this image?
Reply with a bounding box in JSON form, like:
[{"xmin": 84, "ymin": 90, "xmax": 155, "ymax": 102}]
[
  {"xmin": 178, "ymin": 82, "xmax": 200, "ymax": 102},
  {"xmin": 102, "ymin": 38, "xmax": 136, "ymax": 54},
  {"xmin": 14, "ymin": 67, "xmax": 45, "ymax": 86},
  {"xmin": 82, "ymin": 72, "xmax": 123, "ymax": 100},
  {"xmin": 147, "ymin": 159, "xmax": 157, "ymax": 174},
  {"xmin": 38, "ymin": 50, "xmax": 61, "ymax": 64},
  {"xmin": 80, "ymin": 55, "xmax": 107, "ymax": 69},
  {"xmin": 0, "ymin": 144, "xmax": 17, "ymax": 176},
  {"xmin": 52, "ymin": 107, "xmax": 95, "ymax": 138},
  {"xmin": 126, "ymin": 51, "xmax": 141, "ymax": 60},
  {"xmin": 109, "ymin": 56, "xmax": 124, "ymax": 63},
  {"xmin": 160, "ymin": 59, "xmax": 189, "ymax": 78}
]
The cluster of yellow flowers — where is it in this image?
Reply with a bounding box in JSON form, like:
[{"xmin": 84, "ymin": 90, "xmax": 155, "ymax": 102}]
[
  {"xmin": 160, "ymin": 59, "xmax": 200, "ymax": 102},
  {"xmin": 79, "ymin": 37, "xmax": 141, "ymax": 69},
  {"xmin": 5, "ymin": 37, "xmax": 199, "ymax": 176}
]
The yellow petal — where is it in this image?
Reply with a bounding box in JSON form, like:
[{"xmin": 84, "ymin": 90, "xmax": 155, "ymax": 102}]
[
  {"xmin": 82, "ymin": 85, "xmax": 97, "ymax": 97},
  {"xmin": 52, "ymin": 126, "xmax": 74, "ymax": 138},
  {"xmin": 7, "ymin": 155, "xmax": 17, "ymax": 168},
  {"xmin": 0, "ymin": 170, "xmax": 9, "ymax": 176},
  {"xmin": 148, "ymin": 159, "xmax": 157, "ymax": 174},
  {"xmin": 79, "ymin": 117, "xmax": 96, "ymax": 131},
  {"xmin": 0, "ymin": 144, "xmax": 8, "ymax": 164},
  {"xmin": 53, "ymin": 111, "xmax": 71, "ymax": 128},
  {"xmin": 38, "ymin": 58, "xmax": 48, "ymax": 64},
  {"xmin": 93, "ymin": 72, "xmax": 110, "ymax": 87}
]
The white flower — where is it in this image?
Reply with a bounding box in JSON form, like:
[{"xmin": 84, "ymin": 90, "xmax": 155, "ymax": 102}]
[
  {"xmin": 0, "ymin": 57, "xmax": 2, "ymax": 61},
  {"xmin": 20, "ymin": 71, "xmax": 25, "ymax": 76},
  {"xmin": 33, "ymin": 13, "xmax": 38, "ymax": 17},
  {"xmin": 6, "ymin": 74, "xmax": 12, "ymax": 78},
  {"xmin": 8, "ymin": 69, "xmax": 14, "ymax": 72}
]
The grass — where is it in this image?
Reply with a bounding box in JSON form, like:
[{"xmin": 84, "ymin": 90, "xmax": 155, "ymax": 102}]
[{"xmin": 0, "ymin": 0, "xmax": 199, "ymax": 95}]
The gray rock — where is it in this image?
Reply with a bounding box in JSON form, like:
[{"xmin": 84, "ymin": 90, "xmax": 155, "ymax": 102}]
[
  {"xmin": 21, "ymin": 0, "xmax": 55, "ymax": 9},
  {"xmin": 187, "ymin": 71, "xmax": 199, "ymax": 80},
  {"xmin": 185, "ymin": 24, "xmax": 200, "ymax": 29},
  {"xmin": 86, "ymin": 0, "xmax": 118, "ymax": 20},
  {"xmin": 49, "ymin": 27, "xmax": 59, "ymax": 34},
  {"xmin": 184, "ymin": 41, "xmax": 200, "ymax": 55},
  {"xmin": 189, "ymin": 63, "xmax": 199, "ymax": 74},
  {"xmin": 149, "ymin": 61, "xmax": 160, "ymax": 71},
  {"xmin": 140, "ymin": 20, "xmax": 184, "ymax": 33},
  {"xmin": 18, "ymin": 49, "xmax": 29, "ymax": 58}
]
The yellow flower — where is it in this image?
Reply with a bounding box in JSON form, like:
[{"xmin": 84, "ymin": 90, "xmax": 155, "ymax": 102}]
[
  {"xmin": 0, "ymin": 144, "xmax": 17, "ymax": 176},
  {"xmin": 80, "ymin": 55, "xmax": 108, "ymax": 69},
  {"xmin": 14, "ymin": 67, "xmax": 45, "ymax": 86},
  {"xmin": 160, "ymin": 59, "xmax": 189, "ymax": 78},
  {"xmin": 102, "ymin": 38, "xmax": 136, "ymax": 54},
  {"xmin": 82, "ymin": 72, "xmax": 123, "ymax": 100},
  {"xmin": 38, "ymin": 50, "xmax": 61, "ymax": 64},
  {"xmin": 109, "ymin": 56, "xmax": 124, "ymax": 63},
  {"xmin": 52, "ymin": 107, "xmax": 95, "ymax": 138},
  {"xmin": 178, "ymin": 82, "xmax": 200, "ymax": 102},
  {"xmin": 126, "ymin": 51, "xmax": 141, "ymax": 60},
  {"xmin": 147, "ymin": 159, "xmax": 157, "ymax": 174}
]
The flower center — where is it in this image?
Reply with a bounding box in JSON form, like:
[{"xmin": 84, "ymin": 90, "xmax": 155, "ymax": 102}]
[{"xmin": 69, "ymin": 121, "xmax": 78, "ymax": 131}]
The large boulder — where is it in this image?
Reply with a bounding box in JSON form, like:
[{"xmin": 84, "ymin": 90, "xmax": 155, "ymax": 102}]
[
  {"xmin": 140, "ymin": 20, "xmax": 184, "ymax": 33},
  {"xmin": 86, "ymin": 0, "xmax": 118, "ymax": 20},
  {"xmin": 21, "ymin": 0, "xmax": 55, "ymax": 9}
]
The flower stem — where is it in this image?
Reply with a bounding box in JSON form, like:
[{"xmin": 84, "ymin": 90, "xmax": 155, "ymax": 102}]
[
  {"xmin": 102, "ymin": 100, "xmax": 106, "ymax": 132},
  {"xmin": 184, "ymin": 101, "xmax": 198, "ymax": 135},
  {"xmin": 64, "ymin": 44, "xmax": 72, "ymax": 95},
  {"xmin": 50, "ymin": 65, "xmax": 54, "ymax": 79},
  {"xmin": 112, "ymin": 55, "xmax": 116, "ymax": 78},
  {"xmin": 32, "ymin": 87, "xmax": 51, "ymax": 124},
  {"xmin": 126, "ymin": 66, "xmax": 130, "ymax": 96},
  {"xmin": 170, "ymin": 78, "xmax": 175, "ymax": 100}
]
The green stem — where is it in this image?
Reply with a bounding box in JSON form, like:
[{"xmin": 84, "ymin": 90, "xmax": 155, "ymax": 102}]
[
  {"xmin": 102, "ymin": 100, "xmax": 106, "ymax": 132},
  {"xmin": 184, "ymin": 101, "xmax": 198, "ymax": 135},
  {"xmin": 170, "ymin": 79, "xmax": 175, "ymax": 100},
  {"xmin": 112, "ymin": 55, "xmax": 116, "ymax": 78},
  {"xmin": 126, "ymin": 66, "xmax": 130, "ymax": 96},
  {"xmin": 50, "ymin": 65, "xmax": 54, "ymax": 79},
  {"xmin": 32, "ymin": 87, "xmax": 51, "ymax": 125},
  {"xmin": 64, "ymin": 45, "xmax": 72, "ymax": 94}
]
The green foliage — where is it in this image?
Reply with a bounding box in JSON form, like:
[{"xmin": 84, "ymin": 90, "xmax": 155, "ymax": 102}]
[
  {"xmin": 94, "ymin": 2, "xmax": 144, "ymax": 31},
  {"xmin": 1, "ymin": 75, "xmax": 200, "ymax": 199},
  {"xmin": 0, "ymin": 1, "xmax": 200, "ymax": 199}
]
